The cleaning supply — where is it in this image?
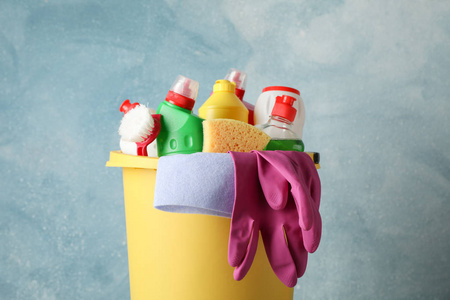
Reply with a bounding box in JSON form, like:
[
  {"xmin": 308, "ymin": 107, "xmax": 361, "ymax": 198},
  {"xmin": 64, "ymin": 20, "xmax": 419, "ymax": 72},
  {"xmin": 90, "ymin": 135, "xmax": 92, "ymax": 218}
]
[
  {"xmin": 154, "ymin": 152, "xmax": 235, "ymax": 218},
  {"xmin": 118, "ymin": 100, "xmax": 161, "ymax": 157},
  {"xmin": 156, "ymin": 75, "xmax": 204, "ymax": 156},
  {"xmin": 256, "ymin": 150, "xmax": 321, "ymax": 235},
  {"xmin": 199, "ymin": 79, "xmax": 249, "ymax": 123},
  {"xmin": 256, "ymin": 95, "xmax": 305, "ymax": 152},
  {"xmin": 254, "ymin": 86, "xmax": 305, "ymax": 138},
  {"xmin": 153, "ymin": 151, "xmax": 322, "ymax": 219},
  {"xmin": 224, "ymin": 68, "xmax": 255, "ymax": 125},
  {"xmin": 202, "ymin": 119, "xmax": 271, "ymax": 153},
  {"xmin": 120, "ymin": 139, "xmax": 158, "ymax": 157},
  {"xmin": 153, "ymin": 151, "xmax": 321, "ymax": 219},
  {"xmin": 228, "ymin": 150, "xmax": 321, "ymax": 288}
]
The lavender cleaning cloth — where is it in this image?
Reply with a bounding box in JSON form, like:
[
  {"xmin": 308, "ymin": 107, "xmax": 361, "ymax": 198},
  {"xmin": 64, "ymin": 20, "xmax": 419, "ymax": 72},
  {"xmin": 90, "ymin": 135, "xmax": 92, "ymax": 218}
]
[{"xmin": 154, "ymin": 152, "xmax": 235, "ymax": 218}]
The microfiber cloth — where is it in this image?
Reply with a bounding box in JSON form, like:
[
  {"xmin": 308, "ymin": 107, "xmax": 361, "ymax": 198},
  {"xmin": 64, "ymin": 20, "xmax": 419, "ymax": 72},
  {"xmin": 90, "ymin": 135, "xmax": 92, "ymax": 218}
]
[{"xmin": 154, "ymin": 152, "xmax": 235, "ymax": 218}]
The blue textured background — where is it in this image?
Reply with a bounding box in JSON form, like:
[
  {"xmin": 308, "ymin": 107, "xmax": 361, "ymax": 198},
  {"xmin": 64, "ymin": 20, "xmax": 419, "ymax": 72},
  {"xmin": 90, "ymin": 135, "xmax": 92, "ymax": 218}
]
[{"xmin": 1, "ymin": 1, "xmax": 450, "ymax": 299}]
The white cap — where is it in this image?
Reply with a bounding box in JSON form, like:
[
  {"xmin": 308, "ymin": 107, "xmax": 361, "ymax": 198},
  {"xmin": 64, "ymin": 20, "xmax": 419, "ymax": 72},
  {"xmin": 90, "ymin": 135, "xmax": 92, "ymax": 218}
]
[
  {"xmin": 225, "ymin": 68, "xmax": 247, "ymax": 90},
  {"xmin": 170, "ymin": 75, "xmax": 199, "ymax": 100}
]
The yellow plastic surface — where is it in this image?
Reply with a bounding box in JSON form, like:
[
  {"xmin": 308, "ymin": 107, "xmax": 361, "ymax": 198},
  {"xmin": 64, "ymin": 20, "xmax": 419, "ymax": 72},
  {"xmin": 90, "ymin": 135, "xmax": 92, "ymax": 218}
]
[
  {"xmin": 199, "ymin": 80, "xmax": 249, "ymax": 123},
  {"xmin": 306, "ymin": 152, "xmax": 321, "ymax": 169},
  {"xmin": 107, "ymin": 151, "xmax": 294, "ymax": 300}
]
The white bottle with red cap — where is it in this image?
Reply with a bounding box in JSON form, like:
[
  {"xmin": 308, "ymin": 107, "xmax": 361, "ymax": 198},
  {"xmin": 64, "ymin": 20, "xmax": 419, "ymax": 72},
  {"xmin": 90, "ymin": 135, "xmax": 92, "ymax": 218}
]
[
  {"xmin": 255, "ymin": 95, "xmax": 305, "ymax": 152},
  {"xmin": 254, "ymin": 86, "xmax": 305, "ymax": 139}
]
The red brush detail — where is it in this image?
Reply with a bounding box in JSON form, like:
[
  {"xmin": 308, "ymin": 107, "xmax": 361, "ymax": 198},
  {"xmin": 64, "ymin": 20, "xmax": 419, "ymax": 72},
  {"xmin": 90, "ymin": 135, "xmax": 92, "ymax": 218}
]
[
  {"xmin": 136, "ymin": 114, "xmax": 161, "ymax": 156},
  {"xmin": 120, "ymin": 99, "xmax": 140, "ymax": 115}
]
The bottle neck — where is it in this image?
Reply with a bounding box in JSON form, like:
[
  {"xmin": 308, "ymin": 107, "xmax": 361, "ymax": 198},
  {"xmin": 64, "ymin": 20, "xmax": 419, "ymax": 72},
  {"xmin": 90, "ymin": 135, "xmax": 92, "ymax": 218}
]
[
  {"xmin": 165, "ymin": 91, "xmax": 195, "ymax": 111},
  {"xmin": 163, "ymin": 100, "xmax": 192, "ymax": 114},
  {"xmin": 235, "ymin": 88, "xmax": 245, "ymax": 101},
  {"xmin": 269, "ymin": 115, "xmax": 293, "ymax": 128}
]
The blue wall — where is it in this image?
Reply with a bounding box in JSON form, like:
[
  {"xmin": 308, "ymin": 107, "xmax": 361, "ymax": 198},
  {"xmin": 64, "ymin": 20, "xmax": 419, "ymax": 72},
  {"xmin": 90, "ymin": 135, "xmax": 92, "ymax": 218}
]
[{"xmin": 1, "ymin": 1, "xmax": 449, "ymax": 299}]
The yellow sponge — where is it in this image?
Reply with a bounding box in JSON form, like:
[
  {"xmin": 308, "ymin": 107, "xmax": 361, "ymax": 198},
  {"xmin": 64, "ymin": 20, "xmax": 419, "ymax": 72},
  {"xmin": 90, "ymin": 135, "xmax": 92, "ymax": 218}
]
[{"xmin": 203, "ymin": 119, "xmax": 271, "ymax": 153}]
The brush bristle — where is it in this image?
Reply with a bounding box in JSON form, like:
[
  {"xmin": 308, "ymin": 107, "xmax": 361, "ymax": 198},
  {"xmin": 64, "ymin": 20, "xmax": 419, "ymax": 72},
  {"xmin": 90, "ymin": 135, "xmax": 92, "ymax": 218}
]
[{"xmin": 119, "ymin": 105, "xmax": 155, "ymax": 142}]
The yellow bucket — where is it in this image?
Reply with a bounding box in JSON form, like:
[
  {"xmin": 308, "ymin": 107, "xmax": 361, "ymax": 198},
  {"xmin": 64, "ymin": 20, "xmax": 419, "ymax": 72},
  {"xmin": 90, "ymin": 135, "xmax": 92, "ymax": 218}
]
[{"xmin": 106, "ymin": 151, "xmax": 294, "ymax": 300}]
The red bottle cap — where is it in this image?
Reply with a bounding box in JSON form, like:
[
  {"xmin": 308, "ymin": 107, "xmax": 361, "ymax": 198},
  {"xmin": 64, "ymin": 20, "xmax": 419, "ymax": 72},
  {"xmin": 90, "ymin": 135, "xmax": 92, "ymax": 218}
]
[
  {"xmin": 271, "ymin": 95, "xmax": 297, "ymax": 122},
  {"xmin": 262, "ymin": 86, "xmax": 300, "ymax": 95},
  {"xmin": 120, "ymin": 99, "xmax": 140, "ymax": 115},
  {"xmin": 166, "ymin": 75, "xmax": 198, "ymax": 111},
  {"xmin": 165, "ymin": 91, "xmax": 195, "ymax": 111}
]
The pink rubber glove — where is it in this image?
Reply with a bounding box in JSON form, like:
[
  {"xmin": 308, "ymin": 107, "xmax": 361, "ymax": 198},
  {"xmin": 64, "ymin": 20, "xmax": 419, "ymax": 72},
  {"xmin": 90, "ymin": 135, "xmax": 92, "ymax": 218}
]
[
  {"xmin": 228, "ymin": 151, "xmax": 321, "ymax": 288},
  {"xmin": 257, "ymin": 150, "xmax": 322, "ymax": 253}
]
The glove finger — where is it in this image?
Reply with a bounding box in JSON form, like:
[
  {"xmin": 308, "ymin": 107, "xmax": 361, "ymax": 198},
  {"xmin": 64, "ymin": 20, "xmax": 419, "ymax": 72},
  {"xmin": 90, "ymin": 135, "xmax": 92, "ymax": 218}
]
[
  {"xmin": 228, "ymin": 220, "xmax": 255, "ymax": 267},
  {"xmin": 261, "ymin": 226, "xmax": 298, "ymax": 288},
  {"xmin": 283, "ymin": 222, "xmax": 308, "ymax": 278},
  {"xmin": 291, "ymin": 184, "xmax": 314, "ymax": 231},
  {"xmin": 255, "ymin": 153, "xmax": 289, "ymax": 210},
  {"xmin": 302, "ymin": 207, "xmax": 322, "ymax": 253},
  {"xmin": 228, "ymin": 151, "xmax": 259, "ymax": 267},
  {"xmin": 310, "ymin": 171, "xmax": 322, "ymax": 208},
  {"xmin": 233, "ymin": 223, "xmax": 259, "ymax": 281}
]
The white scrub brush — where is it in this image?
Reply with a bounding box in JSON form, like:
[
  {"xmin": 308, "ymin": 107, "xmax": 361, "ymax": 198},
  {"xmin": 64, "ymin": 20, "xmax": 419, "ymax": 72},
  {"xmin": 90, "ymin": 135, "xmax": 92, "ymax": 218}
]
[{"xmin": 119, "ymin": 99, "xmax": 161, "ymax": 156}]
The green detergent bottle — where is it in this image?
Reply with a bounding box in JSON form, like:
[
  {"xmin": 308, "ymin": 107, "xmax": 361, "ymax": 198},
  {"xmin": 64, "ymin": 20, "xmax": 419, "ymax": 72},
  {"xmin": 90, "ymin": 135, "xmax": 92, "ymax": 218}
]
[
  {"xmin": 255, "ymin": 95, "xmax": 305, "ymax": 152},
  {"xmin": 156, "ymin": 75, "xmax": 204, "ymax": 156}
]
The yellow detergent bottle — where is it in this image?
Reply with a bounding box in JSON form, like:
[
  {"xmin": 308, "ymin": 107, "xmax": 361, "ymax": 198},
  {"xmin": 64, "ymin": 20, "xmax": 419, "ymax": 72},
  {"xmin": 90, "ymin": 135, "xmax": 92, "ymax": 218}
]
[{"xmin": 199, "ymin": 79, "xmax": 249, "ymax": 123}]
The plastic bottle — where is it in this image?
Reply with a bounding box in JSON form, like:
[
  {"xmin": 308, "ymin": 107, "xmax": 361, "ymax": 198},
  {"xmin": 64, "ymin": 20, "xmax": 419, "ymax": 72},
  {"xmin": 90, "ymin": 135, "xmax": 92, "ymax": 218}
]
[
  {"xmin": 156, "ymin": 75, "xmax": 204, "ymax": 156},
  {"xmin": 224, "ymin": 68, "xmax": 255, "ymax": 125},
  {"xmin": 256, "ymin": 95, "xmax": 305, "ymax": 152},
  {"xmin": 198, "ymin": 79, "xmax": 248, "ymax": 123},
  {"xmin": 254, "ymin": 86, "xmax": 305, "ymax": 139}
]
